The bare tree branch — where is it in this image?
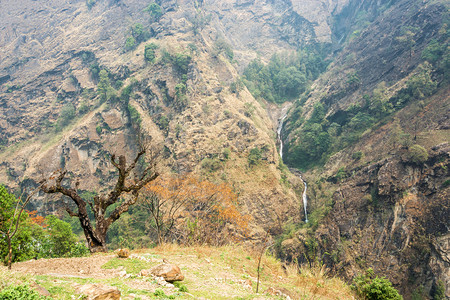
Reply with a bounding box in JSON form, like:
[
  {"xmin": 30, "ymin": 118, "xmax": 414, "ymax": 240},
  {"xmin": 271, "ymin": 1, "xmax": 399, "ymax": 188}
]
[{"xmin": 40, "ymin": 141, "xmax": 160, "ymax": 253}]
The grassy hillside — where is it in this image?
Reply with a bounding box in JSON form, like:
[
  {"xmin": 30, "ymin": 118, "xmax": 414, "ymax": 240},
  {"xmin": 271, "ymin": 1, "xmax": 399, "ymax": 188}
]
[{"xmin": 1, "ymin": 244, "xmax": 355, "ymax": 299}]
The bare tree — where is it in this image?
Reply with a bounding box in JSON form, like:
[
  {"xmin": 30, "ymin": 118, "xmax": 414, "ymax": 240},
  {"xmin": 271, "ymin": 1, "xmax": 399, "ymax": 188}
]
[
  {"xmin": 41, "ymin": 144, "xmax": 159, "ymax": 253},
  {"xmin": 139, "ymin": 175, "xmax": 203, "ymax": 245},
  {"xmin": 255, "ymin": 231, "xmax": 273, "ymax": 293}
]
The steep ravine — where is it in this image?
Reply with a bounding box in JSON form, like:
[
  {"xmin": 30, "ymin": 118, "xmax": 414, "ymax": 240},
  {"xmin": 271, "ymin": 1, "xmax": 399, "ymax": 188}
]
[
  {"xmin": 276, "ymin": 0, "xmax": 450, "ymax": 296},
  {"xmin": 277, "ymin": 105, "xmax": 308, "ymax": 223}
]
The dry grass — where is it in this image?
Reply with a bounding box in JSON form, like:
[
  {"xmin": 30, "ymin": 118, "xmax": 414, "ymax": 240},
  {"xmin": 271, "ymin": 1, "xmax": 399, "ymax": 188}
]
[
  {"xmin": 147, "ymin": 243, "xmax": 356, "ymax": 299},
  {"xmin": 1, "ymin": 243, "xmax": 355, "ymax": 299}
]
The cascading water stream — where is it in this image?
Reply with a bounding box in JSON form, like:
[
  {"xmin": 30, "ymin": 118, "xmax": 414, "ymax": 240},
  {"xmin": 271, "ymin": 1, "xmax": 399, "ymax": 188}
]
[
  {"xmin": 277, "ymin": 108, "xmax": 308, "ymax": 223},
  {"xmin": 277, "ymin": 114, "xmax": 287, "ymax": 160},
  {"xmin": 299, "ymin": 175, "xmax": 308, "ymax": 223}
]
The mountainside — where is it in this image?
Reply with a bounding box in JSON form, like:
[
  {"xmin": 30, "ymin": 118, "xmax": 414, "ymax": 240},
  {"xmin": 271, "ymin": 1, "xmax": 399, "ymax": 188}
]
[
  {"xmin": 0, "ymin": 0, "xmax": 315, "ymax": 236},
  {"xmin": 0, "ymin": 0, "xmax": 449, "ymax": 298},
  {"xmin": 279, "ymin": 0, "xmax": 449, "ymax": 297}
]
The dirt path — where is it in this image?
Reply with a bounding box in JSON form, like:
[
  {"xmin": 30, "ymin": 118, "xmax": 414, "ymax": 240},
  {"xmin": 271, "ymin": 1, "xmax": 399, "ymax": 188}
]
[{"xmin": 11, "ymin": 254, "xmax": 118, "ymax": 279}]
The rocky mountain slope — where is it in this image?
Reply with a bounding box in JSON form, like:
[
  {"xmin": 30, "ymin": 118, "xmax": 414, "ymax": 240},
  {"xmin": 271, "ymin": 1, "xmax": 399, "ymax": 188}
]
[
  {"xmin": 0, "ymin": 0, "xmax": 448, "ymax": 298},
  {"xmin": 0, "ymin": 0, "xmax": 318, "ymax": 235},
  {"xmin": 279, "ymin": 0, "xmax": 449, "ymax": 297}
]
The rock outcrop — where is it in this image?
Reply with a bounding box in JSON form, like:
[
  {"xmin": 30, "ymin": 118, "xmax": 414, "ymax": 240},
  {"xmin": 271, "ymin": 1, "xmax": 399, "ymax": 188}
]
[{"xmin": 280, "ymin": 144, "xmax": 449, "ymax": 297}]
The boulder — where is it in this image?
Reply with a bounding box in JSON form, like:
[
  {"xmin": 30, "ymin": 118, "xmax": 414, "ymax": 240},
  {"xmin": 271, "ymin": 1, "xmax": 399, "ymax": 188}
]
[
  {"xmin": 76, "ymin": 284, "xmax": 120, "ymax": 300},
  {"xmin": 117, "ymin": 248, "xmax": 130, "ymax": 258},
  {"xmin": 150, "ymin": 263, "xmax": 184, "ymax": 282}
]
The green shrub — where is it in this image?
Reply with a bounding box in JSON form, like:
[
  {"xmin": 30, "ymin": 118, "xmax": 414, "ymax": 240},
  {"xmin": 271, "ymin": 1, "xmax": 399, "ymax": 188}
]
[
  {"xmin": 78, "ymin": 101, "xmax": 90, "ymax": 115},
  {"xmin": 56, "ymin": 103, "xmax": 75, "ymax": 131},
  {"xmin": 172, "ymin": 52, "xmax": 192, "ymax": 75},
  {"xmin": 120, "ymin": 85, "xmax": 133, "ymax": 103},
  {"xmin": 0, "ymin": 284, "xmax": 51, "ymax": 300},
  {"xmin": 248, "ymin": 148, "xmax": 262, "ymax": 166},
  {"xmin": 125, "ymin": 36, "xmax": 136, "ymax": 51},
  {"xmin": 422, "ymin": 39, "xmax": 445, "ymax": 64},
  {"xmin": 44, "ymin": 215, "xmax": 80, "ymax": 257},
  {"xmin": 442, "ymin": 179, "xmax": 450, "ymax": 188},
  {"xmin": 30, "ymin": 216, "xmax": 88, "ymax": 259},
  {"xmin": 144, "ymin": 43, "xmax": 159, "ymax": 62},
  {"xmin": 153, "ymin": 288, "xmax": 174, "ymax": 299},
  {"xmin": 174, "ymin": 83, "xmax": 188, "ymax": 110},
  {"xmin": 127, "ymin": 104, "xmax": 142, "ymax": 126},
  {"xmin": 131, "ymin": 23, "xmax": 148, "ymax": 43},
  {"xmin": 157, "ymin": 115, "xmax": 169, "ymax": 131},
  {"xmin": 222, "ymin": 148, "xmax": 231, "ymax": 160},
  {"xmin": 114, "ymin": 80, "xmax": 123, "ymax": 90},
  {"xmin": 335, "ymin": 167, "xmax": 347, "ymax": 182},
  {"xmin": 432, "ymin": 280, "xmax": 445, "ymax": 300},
  {"xmin": 352, "ymin": 268, "xmax": 403, "ymax": 300},
  {"xmin": 144, "ymin": 3, "xmax": 163, "ymax": 21},
  {"xmin": 201, "ymin": 158, "xmax": 221, "ymax": 172},
  {"xmin": 97, "ymin": 69, "xmax": 111, "ymax": 101},
  {"xmin": 352, "ymin": 151, "xmax": 363, "ymax": 160},
  {"xmin": 407, "ymin": 144, "xmax": 428, "ymax": 164},
  {"xmin": 213, "ymin": 39, "xmax": 234, "ymax": 61}
]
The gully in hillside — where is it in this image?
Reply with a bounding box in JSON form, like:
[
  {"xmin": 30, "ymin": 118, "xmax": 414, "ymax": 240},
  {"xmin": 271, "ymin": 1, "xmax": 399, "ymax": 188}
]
[{"xmin": 277, "ymin": 107, "xmax": 308, "ymax": 223}]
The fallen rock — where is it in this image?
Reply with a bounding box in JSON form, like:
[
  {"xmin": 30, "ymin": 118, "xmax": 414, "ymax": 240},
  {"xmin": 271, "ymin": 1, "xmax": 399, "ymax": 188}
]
[
  {"xmin": 117, "ymin": 248, "xmax": 130, "ymax": 258},
  {"xmin": 76, "ymin": 283, "xmax": 121, "ymax": 300},
  {"xmin": 150, "ymin": 263, "xmax": 184, "ymax": 282}
]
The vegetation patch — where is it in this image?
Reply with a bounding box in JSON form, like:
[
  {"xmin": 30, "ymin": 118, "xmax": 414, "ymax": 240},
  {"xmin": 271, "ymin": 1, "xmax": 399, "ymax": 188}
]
[
  {"xmin": 242, "ymin": 46, "xmax": 330, "ymax": 103},
  {"xmin": 101, "ymin": 258, "xmax": 155, "ymax": 275}
]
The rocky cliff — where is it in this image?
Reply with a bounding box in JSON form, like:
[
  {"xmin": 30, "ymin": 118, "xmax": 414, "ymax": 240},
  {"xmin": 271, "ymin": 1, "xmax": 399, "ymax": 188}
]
[
  {"xmin": 0, "ymin": 0, "xmax": 322, "ymax": 236},
  {"xmin": 0, "ymin": 0, "xmax": 449, "ymax": 298},
  {"xmin": 279, "ymin": 0, "xmax": 449, "ymax": 297}
]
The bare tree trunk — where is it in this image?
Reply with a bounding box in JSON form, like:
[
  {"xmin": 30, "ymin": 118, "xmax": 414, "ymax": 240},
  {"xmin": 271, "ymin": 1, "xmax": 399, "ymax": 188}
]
[
  {"xmin": 7, "ymin": 237, "xmax": 12, "ymax": 270},
  {"xmin": 41, "ymin": 146, "xmax": 159, "ymax": 253}
]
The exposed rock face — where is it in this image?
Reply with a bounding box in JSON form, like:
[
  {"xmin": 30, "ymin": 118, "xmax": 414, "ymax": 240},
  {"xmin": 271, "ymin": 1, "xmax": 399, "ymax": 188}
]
[
  {"xmin": 0, "ymin": 0, "xmax": 305, "ymax": 235},
  {"xmin": 278, "ymin": 1, "xmax": 449, "ymax": 295},
  {"xmin": 0, "ymin": 0, "xmax": 448, "ymax": 298},
  {"xmin": 287, "ymin": 0, "xmax": 446, "ymax": 125},
  {"xmin": 295, "ymin": 145, "xmax": 448, "ymax": 297}
]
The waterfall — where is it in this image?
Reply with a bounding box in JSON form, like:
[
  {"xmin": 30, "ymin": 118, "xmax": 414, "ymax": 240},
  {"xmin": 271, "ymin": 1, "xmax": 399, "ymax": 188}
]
[
  {"xmin": 277, "ymin": 107, "xmax": 308, "ymax": 223},
  {"xmin": 277, "ymin": 113, "xmax": 287, "ymax": 160},
  {"xmin": 299, "ymin": 175, "xmax": 308, "ymax": 223}
]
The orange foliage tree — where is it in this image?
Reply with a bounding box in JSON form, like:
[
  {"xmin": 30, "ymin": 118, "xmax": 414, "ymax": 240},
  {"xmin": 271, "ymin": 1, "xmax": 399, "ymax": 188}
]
[
  {"xmin": 139, "ymin": 175, "xmax": 250, "ymax": 246},
  {"xmin": 27, "ymin": 211, "xmax": 47, "ymax": 228}
]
